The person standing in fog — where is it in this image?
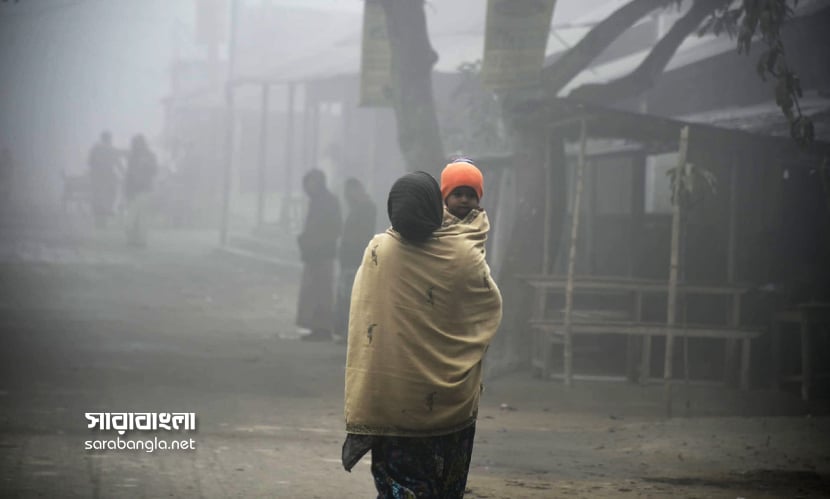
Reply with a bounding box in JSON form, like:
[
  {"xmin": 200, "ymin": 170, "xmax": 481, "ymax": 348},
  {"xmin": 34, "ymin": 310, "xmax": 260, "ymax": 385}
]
[
  {"xmin": 343, "ymin": 171, "xmax": 502, "ymax": 498},
  {"xmin": 297, "ymin": 169, "xmax": 342, "ymax": 341},
  {"xmin": 335, "ymin": 177, "xmax": 376, "ymax": 341},
  {"xmin": 123, "ymin": 134, "xmax": 158, "ymax": 247},
  {"xmin": 87, "ymin": 131, "xmax": 122, "ymax": 229}
]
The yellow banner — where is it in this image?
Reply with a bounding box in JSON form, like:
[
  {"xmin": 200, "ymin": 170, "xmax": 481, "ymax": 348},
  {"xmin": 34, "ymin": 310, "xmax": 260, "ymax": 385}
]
[
  {"xmin": 359, "ymin": 0, "xmax": 393, "ymax": 107},
  {"xmin": 482, "ymin": 0, "xmax": 557, "ymax": 90}
]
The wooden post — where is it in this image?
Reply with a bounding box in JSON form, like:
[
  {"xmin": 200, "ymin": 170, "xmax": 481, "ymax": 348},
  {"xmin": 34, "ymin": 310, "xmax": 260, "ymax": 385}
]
[
  {"xmin": 219, "ymin": 86, "xmax": 236, "ymax": 246},
  {"xmin": 256, "ymin": 83, "xmax": 270, "ymax": 229},
  {"xmin": 723, "ymin": 159, "xmax": 739, "ymax": 382},
  {"xmin": 771, "ymin": 319, "xmax": 781, "ymax": 391},
  {"xmin": 342, "ymin": 102, "xmax": 351, "ymax": 178},
  {"xmin": 542, "ymin": 133, "xmax": 554, "ymax": 275},
  {"xmin": 664, "ymin": 125, "xmax": 689, "ymax": 418},
  {"xmin": 218, "ymin": 0, "xmax": 240, "ymax": 246},
  {"xmin": 309, "ymin": 98, "xmax": 320, "ymax": 168},
  {"xmin": 680, "ymin": 209, "xmax": 690, "ymax": 400},
  {"xmin": 801, "ymin": 311, "xmax": 811, "ymax": 401},
  {"xmin": 740, "ymin": 338, "xmax": 752, "ymax": 391},
  {"xmin": 727, "ymin": 157, "xmax": 738, "ymax": 283},
  {"xmin": 563, "ymin": 119, "xmax": 588, "ymax": 387},
  {"xmin": 586, "ymin": 158, "xmax": 596, "ymax": 274},
  {"xmin": 631, "ymin": 154, "xmax": 648, "ymax": 383},
  {"xmin": 367, "ymin": 111, "xmax": 378, "ymax": 194},
  {"xmin": 629, "ymin": 153, "xmax": 646, "ymax": 277},
  {"xmin": 280, "ymin": 82, "xmax": 296, "ymax": 228},
  {"xmin": 626, "ymin": 288, "xmax": 643, "ymax": 382},
  {"xmin": 535, "ymin": 136, "xmax": 553, "ymax": 380}
]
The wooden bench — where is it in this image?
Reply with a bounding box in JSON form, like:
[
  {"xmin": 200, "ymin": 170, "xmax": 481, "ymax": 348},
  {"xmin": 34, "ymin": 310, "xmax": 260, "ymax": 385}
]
[
  {"xmin": 519, "ymin": 274, "xmax": 760, "ymax": 389},
  {"xmin": 530, "ymin": 319, "xmax": 762, "ymax": 389},
  {"xmin": 772, "ymin": 303, "xmax": 830, "ymax": 401}
]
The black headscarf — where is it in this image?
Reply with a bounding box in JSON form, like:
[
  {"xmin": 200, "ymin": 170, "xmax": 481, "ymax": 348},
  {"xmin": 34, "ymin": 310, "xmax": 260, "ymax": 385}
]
[{"xmin": 387, "ymin": 171, "xmax": 443, "ymax": 243}]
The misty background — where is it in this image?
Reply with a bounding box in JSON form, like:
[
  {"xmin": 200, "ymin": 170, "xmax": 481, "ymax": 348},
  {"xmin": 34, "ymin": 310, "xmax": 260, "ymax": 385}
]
[
  {"xmin": 0, "ymin": 0, "xmax": 611, "ymax": 209},
  {"xmin": 0, "ymin": 1, "xmax": 829, "ymax": 497}
]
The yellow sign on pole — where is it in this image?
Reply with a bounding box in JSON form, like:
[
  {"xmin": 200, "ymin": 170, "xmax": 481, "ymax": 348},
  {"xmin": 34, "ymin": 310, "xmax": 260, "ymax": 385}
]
[
  {"xmin": 482, "ymin": 0, "xmax": 557, "ymax": 90},
  {"xmin": 359, "ymin": 0, "xmax": 393, "ymax": 107}
]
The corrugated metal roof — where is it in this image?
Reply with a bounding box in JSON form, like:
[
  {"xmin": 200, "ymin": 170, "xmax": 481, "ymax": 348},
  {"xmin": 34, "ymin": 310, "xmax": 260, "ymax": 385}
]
[{"xmin": 679, "ymin": 92, "xmax": 830, "ymax": 143}]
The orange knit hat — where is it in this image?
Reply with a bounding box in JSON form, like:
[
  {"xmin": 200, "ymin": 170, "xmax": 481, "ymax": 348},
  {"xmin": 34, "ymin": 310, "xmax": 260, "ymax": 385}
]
[{"xmin": 440, "ymin": 160, "xmax": 483, "ymax": 201}]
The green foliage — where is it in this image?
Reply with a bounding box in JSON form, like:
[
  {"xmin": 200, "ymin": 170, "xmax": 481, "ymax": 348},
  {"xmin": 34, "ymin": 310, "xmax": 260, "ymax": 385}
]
[
  {"xmin": 699, "ymin": 0, "xmax": 814, "ymax": 148},
  {"xmin": 667, "ymin": 162, "xmax": 718, "ymax": 208}
]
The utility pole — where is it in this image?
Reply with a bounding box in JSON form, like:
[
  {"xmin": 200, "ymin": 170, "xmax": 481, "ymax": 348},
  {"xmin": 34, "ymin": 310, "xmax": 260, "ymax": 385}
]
[
  {"xmin": 256, "ymin": 83, "xmax": 270, "ymax": 229},
  {"xmin": 219, "ymin": 0, "xmax": 240, "ymax": 246},
  {"xmin": 280, "ymin": 82, "xmax": 296, "ymax": 228}
]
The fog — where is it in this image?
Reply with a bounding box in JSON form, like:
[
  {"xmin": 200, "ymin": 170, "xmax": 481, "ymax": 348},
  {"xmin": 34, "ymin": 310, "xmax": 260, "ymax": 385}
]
[
  {"xmin": 0, "ymin": 0, "xmax": 612, "ymax": 207},
  {"xmin": 0, "ymin": 1, "xmax": 187, "ymax": 200},
  {"xmin": 0, "ymin": 0, "xmax": 829, "ymax": 497}
]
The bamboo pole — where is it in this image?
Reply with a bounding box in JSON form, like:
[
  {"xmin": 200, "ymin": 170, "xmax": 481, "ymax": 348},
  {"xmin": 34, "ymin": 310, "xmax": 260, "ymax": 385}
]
[
  {"xmin": 664, "ymin": 125, "xmax": 689, "ymax": 418},
  {"xmin": 280, "ymin": 82, "xmax": 296, "ymax": 228},
  {"xmin": 256, "ymin": 83, "xmax": 270, "ymax": 230},
  {"xmin": 542, "ymin": 134, "xmax": 553, "ymax": 275},
  {"xmin": 563, "ymin": 118, "xmax": 588, "ymax": 387},
  {"xmin": 218, "ymin": 0, "xmax": 240, "ymax": 247},
  {"xmin": 726, "ymin": 157, "xmax": 738, "ymax": 283},
  {"xmin": 723, "ymin": 157, "xmax": 740, "ymax": 383},
  {"xmin": 820, "ymin": 158, "xmax": 830, "ymax": 217},
  {"xmin": 537, "ymin": 137, "xmax": 553, "ymax": 378},
  {"xmin": 681, "ymin": 229, "xmax": 690, "ymax": 415}
]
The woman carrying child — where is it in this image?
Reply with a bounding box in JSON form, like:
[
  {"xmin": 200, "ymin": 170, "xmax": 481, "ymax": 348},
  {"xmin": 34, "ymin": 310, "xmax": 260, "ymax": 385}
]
[{"xmin": 343, "ymin": 164, "xmax": 501, "ymax": 498}]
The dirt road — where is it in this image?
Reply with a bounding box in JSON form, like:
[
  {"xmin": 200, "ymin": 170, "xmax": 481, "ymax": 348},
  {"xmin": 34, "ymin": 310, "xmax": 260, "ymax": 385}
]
[{"xmin": 1, "ymin": 213, "xmax": 828, "ymax": 498}]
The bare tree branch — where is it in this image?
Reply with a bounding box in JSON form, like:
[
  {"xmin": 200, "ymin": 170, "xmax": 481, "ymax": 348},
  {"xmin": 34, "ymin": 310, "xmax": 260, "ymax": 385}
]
[
  {"xmin": 541, "ymin": 0, "xmax": 677, "ymax": 98},
  {"xmin": 568, "ymin": 0, "xmax": 729, "ymax": 105}
]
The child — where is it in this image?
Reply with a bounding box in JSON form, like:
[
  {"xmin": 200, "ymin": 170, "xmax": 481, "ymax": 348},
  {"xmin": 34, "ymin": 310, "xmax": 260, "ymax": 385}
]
[{"xmin": 440, "ymin": 159, "xmax": 484, "ymax": 221}]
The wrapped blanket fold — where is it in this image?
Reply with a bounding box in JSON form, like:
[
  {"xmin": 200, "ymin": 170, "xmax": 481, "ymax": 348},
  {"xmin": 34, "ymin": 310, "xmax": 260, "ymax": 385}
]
[{"xmin": 345, "ymin": 209, "xmax": 502, "ymax": 437}]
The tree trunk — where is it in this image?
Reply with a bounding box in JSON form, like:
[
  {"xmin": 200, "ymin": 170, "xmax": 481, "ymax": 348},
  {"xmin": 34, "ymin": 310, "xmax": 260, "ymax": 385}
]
[
  {"xmin": 380, "ymin": 0, "xmax": 445, "ymax": 176},
  {"xmin": 491, "ymin": 105, "xmax": 567, "ymax": 372}
]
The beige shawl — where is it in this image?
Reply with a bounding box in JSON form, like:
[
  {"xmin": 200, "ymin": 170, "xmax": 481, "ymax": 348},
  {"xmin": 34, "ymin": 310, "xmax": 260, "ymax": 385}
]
[{"xmin": 344, "ymin": 209, "xmax": 502, "ymax": 437}]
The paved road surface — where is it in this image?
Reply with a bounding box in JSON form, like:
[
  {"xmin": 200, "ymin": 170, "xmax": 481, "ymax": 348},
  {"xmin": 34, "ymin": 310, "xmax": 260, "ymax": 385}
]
[{"xmin": 1, "ymin": 210, "xmax": 829, "ymax": 498}]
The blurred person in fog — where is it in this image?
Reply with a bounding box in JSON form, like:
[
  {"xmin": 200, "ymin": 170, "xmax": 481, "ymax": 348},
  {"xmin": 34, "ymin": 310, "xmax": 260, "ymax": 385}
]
[
  {"xmin": 334, "ymin": 177, "xmax": 376, "ymax": 341},
  {"xmin": 87, "ymin": 131, "xmax": 121, "ymax": 229},
  {"xmin": 123, "ymin": 134, "xmax": 158, "ymax": 247},
  {"xmin": 296, "ymin": 169, "xmax": 342, "ymax": 341},
  {"xmin": 168, "ymin": 140, "xmax": 201, "ymax": 227},
  {"xmin": 342, "ymin": 171, "xmax": 502, "ymax": 498},
  {"xmin": 87, "ymin": 131, "xmax": 122, "ymax": 228}
]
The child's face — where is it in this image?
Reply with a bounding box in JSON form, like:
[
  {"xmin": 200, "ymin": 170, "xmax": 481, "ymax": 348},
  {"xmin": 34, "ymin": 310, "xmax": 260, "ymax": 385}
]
[{"xmin": 445, "ymin": 186, "xmax": 479, "ymax": 219}]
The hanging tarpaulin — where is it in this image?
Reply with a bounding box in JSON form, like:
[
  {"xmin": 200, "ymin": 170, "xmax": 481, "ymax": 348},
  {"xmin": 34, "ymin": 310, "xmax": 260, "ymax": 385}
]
[
  {"xmin": 359, "ymin": 0, "xmax": 393, "ymax": 107},
  {"xmin": 482, "ymin": 0, "xmax": 557, "ymax": 90}
]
